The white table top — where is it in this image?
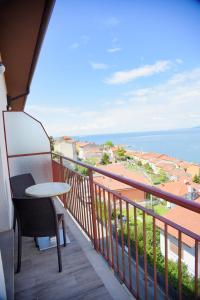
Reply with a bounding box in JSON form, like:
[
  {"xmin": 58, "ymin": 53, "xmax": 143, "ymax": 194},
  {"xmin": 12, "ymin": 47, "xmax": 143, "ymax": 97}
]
[{"xmin": 25, "ymin": 182, "xmax": 71, "ymax": 198}]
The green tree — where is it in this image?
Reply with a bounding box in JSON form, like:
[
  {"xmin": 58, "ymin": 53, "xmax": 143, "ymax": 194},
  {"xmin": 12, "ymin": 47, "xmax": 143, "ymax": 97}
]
[
  {"xmin": 49, "ymin": 136, "xmax": 55, "ymax": 152},
  {"xmin": 144, "ymin": 162, "xmax": 153, "ymax": 173},
  {"xmin": 116, "ymin": 147, "xmax": 126, "ymax": 160},
  {"xmin": 193, "ymin": 174, "xmax": 200, "ymax": 183},
  {"xmin": 104, "ymin": 140, "xmax": 114, "ymax": 148},
  {"xmin": 101, "ymin": 153, "xmax": 110, "ymax": 165},
  {"xmin": 75, "ymin": 165, "xmax": 89, "ymax": 176},
  {"xmin": 137, "ymin": 160, "xmax": 142, "ymax": 167},
  {"xmin": 159, "ymin": 169, "xmax": 168, "ymax": 183}
]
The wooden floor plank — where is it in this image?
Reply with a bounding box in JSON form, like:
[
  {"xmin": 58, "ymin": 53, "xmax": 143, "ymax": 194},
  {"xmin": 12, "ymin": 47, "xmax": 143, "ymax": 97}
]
[{"xmin": 14, "ymin": 226, "xmax": 112, "ymax": 300}]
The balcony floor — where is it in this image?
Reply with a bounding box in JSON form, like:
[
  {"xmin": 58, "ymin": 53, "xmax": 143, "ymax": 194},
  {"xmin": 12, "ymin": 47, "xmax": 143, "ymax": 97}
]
[{"xmin": 14, "ymin": 200, "xmax": 132, "ymax": 300}]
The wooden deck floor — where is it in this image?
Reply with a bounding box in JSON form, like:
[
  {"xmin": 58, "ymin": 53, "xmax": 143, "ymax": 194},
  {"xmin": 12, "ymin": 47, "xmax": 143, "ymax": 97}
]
[{"xmin": 14, "ymin": 227, "xmax": 113, "ymax": 300}]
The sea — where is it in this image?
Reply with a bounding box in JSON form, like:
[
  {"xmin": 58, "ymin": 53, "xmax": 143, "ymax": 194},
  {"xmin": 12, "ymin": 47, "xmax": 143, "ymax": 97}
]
[{"xmin": 76, "ymin": 127, "xmax": 200, "ymax": 164}]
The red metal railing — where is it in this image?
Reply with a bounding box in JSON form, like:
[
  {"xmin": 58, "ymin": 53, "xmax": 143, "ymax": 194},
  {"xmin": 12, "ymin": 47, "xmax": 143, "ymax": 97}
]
[{"xmin": 52, "ymin": 153, "xmax": 200, "ymax": 300}]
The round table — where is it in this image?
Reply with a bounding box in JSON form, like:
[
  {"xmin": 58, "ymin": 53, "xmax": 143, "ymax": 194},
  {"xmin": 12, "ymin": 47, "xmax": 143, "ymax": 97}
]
[{"xmin": 25, "ymin": 182, "xmax": 71, "ymax": 198}]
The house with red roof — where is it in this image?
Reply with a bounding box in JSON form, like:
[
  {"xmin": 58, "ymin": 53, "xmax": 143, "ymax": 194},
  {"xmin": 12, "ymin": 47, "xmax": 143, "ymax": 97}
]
[
  {"xmin": 156, "ymin": 183, "xmax": 200, "ymax": 276},
  {"xmin": 95, "ymin": 163, "xmax": 151, "ymax": 202}
]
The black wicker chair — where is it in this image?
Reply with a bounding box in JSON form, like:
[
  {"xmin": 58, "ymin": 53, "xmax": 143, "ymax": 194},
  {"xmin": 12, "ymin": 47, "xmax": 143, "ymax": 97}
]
[{"xmin": 10, "ymin": 173, "xmax": 66, "ymax": 273}]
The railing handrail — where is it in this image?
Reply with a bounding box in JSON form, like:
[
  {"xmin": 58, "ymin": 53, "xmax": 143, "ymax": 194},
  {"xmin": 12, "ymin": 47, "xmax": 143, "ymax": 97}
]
[
  {"xmin": 52, "ymin": 152, "xmax": 200, "ymax": 214},
  {"xmin": 93, "ymin": 181, "xmax": 200, "ymax": 243}
]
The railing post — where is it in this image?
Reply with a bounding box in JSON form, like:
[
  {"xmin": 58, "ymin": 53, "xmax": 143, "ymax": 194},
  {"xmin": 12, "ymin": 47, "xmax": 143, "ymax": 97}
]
[
  {"xmin": 88, "ymin": 169, "xmax": 98, "ymax": 250},
  {"xmin": 59, "ymin": 156, "xmax": 67, "ymax": 207}
]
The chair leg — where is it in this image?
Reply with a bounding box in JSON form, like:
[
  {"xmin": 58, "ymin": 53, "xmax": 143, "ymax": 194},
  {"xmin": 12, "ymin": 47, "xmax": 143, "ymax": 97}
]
[
  {"xmin": 16, "ymin": 227, "xmax": 22, "ymax": 273},
  {"xmin": 13, "ymin": 209, "xmax": 16, "ymax": 232},
  {"xmin": 34, "ymin": 237, "xmax": 39, "ymax": 248},
  {"xmin": 56, "ymin": 232, "xmax": 62, "ymax": 272},
  {"xmin": 62, "ymin": 219, "xmax": 67, "ymax": 247}
]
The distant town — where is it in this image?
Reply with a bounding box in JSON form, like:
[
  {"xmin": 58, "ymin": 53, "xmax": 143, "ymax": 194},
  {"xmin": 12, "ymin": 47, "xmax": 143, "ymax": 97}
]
[{"xmin": 52, "ymin": 135, "xmax": 200, "ymax": 279}]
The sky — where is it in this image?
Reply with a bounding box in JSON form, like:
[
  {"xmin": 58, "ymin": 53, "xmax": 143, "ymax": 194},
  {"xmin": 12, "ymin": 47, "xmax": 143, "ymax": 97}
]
[{"xmin": 26, "ymin": 0, "xmax": 200, "ymax": 137}]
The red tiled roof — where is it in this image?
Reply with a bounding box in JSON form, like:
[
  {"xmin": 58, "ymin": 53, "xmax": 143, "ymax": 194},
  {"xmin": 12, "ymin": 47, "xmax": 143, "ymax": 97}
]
[
  {"xmin": 94, "ymin": 163, "xmax": 150, "ymax": 191},
  {"xmin": 76, "ymin": 142, "xmax": 91, "ymax": 148},
  {"xmin": 156, "ymin": 202, "xmax": 200, "ymax": 247},
  {"xmin": 157, "ymin": 180, "xmax": 200, "ymax": 247}
]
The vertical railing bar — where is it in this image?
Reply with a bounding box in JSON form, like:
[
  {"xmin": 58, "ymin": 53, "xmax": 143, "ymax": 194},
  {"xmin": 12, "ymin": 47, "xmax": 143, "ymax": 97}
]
[
  {"xmin": 74, "ymin": 173, "xmax": 79, "ymax": 220},
  {"xmin": 178, "ymin": 231, "xmax": 182, "ymax": 300},
  {"xmin": 143, "ymin": 211, "xmax": 148, "ymax": 300},
  {"xmin": 126, "ymin": 202, "xmax": 132, "ymax": 292},
  {"xmin": 99, "ymin": 186, "xmax": 105, "ymax": 256},
  {"xmin": 79, "ymin": 175, "xmax": 84, "ymax": 233},
  {"xmin": 120, "ymin": 199, "xmax": 125, "ymax": 280},
  {"xmin": 72, "ymin": 173, "xmax": 78, "ymax": 219},
  {"xmin": 86, "ymin": 177, "xmax": 93, "ymax": 239},
  {"xmin": 83, "ymin": 178, "xmax": 92, "ymax": 237},
  {"xmin": 88, "ymin": 170, "xmax": 98, "ymax": 250},
  {"xmin": 88, "ymin": 177, "xmax": 93, "ymax": 240},
  {"xmin": 103, "ymin": 189, "xmax": 109, "ymax": 260},
  {"xmin": 95, "ymin": 183, "xmax": 101, "ymax": 251},
  {"xmin": 195, "ymin": 239, "xmax": 199, "ymax": 300},
  {"xmin": 113, "ymin": 196, "xmax": 119, "ymax": 273},
  {"xmin": 164, "ymin": 223, "xmax": 168, "ymax": 300},
  {"xmin": 75, "ymin": 174, "xmax": 81, "ymax": 225},
  {"xmin": 108, "ymin": 192, "xmax": 114, "ymax": 267},
  {"xmin": 76, "ymin": 175, "xmax": 81, "ymax": 229},
  {"xmin": 67, "ymin": 169, "xmax": 73, "ymax": 211},
  {"xmin": 59, "ymin": 156, "xmax": 64, "ymax": 205},
  {"xmin": 134, "ymin": 206, "xmax": 139, "ymax": 298},
  {"xmin": 153, "ymin": 216, "xmax": 157, "ymax": 300},
  {"xmin": 64, "ymin": 168, "xmax": 70, "ymax": 209},
  {"xmin": 80, "ymin": 176, "xmax": 85, "ymax": 234},
  {"xmin": 69, "ymin": 171, "xmax": 76, "ymax": 216}
]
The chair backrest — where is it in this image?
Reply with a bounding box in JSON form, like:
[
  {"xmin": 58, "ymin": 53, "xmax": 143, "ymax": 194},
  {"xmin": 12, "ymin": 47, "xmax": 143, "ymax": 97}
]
[
  {"xmin": 13, "ymin": 197, "xmax": 58, "ymax": 237},
  {"xmin": 10, "ymin": 173, "xmax": 35, "ymax": 197}
]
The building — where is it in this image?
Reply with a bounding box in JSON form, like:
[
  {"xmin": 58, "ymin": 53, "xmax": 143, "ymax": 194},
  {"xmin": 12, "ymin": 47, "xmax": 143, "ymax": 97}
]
[
  {"xmin": 95, "ymin": 163, "xmax": 150, "ymax": 202},
  {"xmin": 54, "ymin": 136, "xmax": 77, "ymax": 160},
  {"xmin": 157, "ymin": 201, "xmax": 200, "ymax": 276},
  {"xmin": 186, "ymin": 164, "xmax": 200, "ymax": 178},
  {"xmin": 158, "ymin": 180, "xmax": 200, "ymax": 208},
  {"xmin": 76, "ymin": 141, "xmax": 103, "ymax": 162}
]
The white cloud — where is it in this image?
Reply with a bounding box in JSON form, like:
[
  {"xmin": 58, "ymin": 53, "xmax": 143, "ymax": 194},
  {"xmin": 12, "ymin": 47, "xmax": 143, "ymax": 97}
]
[
  {"xmin": 90, "ymin": 62, "xmax": 109, "ymax": 70},
  {"xmin": 112, "ymin": 37, "xmax": 118, "ymax": 43},
  {"xmin": 104, "ymin": 60, "xmax": 172, "ymax": 85},
  {"xmin": 26, "ymin": 67, "xmax": 200, "ymax": 136},
  {"xmin": 176, "ymin": 58, "xmax": 183, "ymax": 64},
  {"xmin": 107, "ymin": 47, "xmax": 122, "ymax": 53},
  {"xmin": 114, "ymin": 99, "xmax": 126, "ymax": 105},
  {"xmin": 102, "ymin": 17, "xmax": 120, "ymax": 28},
  {"xmin": 81, "ymin": 35, "xmax": 90, "ymax": 44},
  {"xmin": 69, "ymin": 35, "xmax": 90, "ymax": 49},
  {"xmin": 69, "ymin": 42, "xmax": 80, "ymax": 49},
  {"xmin": 26, "ymin": 105, "xmax": 74, "ymax": 114}
]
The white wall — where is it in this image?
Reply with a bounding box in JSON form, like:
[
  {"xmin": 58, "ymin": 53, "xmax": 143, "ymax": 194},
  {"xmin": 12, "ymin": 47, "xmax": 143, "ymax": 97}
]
[
  {"xmin": 4, "ymin": 111, "xmax": 53, "ymax": 183},
  {"xmin": 55, "ymin": 140, "xmax": 77, "ymax": 160},
  {"xmin": 160, "ymin": 231, "xmax": 200, "ymax": 277},
  {"xmin": 0, "ymin": 69, "xmax": 13, "ymax": 232}
]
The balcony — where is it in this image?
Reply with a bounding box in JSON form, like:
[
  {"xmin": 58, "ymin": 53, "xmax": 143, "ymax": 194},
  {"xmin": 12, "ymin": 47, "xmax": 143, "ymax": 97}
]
[
  {"xmin": 0, "ymin": 111, "xmax": 200, "ymax": 300},
  {"xmin": 14, "ymin": 203, "xmax": 130, "ymax": 300},
  {"xmin": 1, "ymin": 3, "xmax": 200, "ymax": 299}
]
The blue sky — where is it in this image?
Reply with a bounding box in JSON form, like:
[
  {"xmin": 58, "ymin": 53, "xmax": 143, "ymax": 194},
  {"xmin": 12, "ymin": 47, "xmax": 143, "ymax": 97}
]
[{"xmin": 26, "ymin": 0, "xmax": 200, "ymax": 137}]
